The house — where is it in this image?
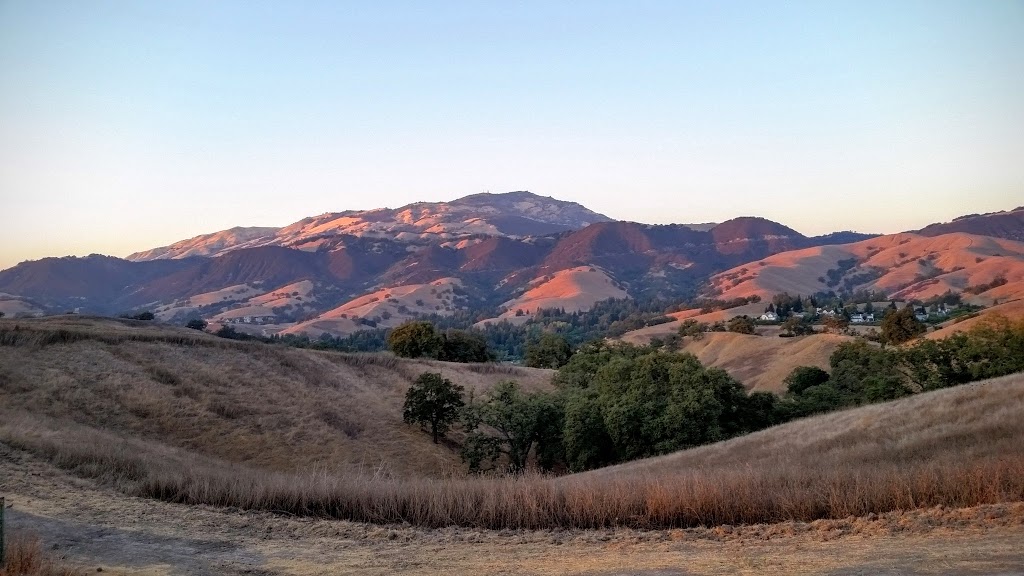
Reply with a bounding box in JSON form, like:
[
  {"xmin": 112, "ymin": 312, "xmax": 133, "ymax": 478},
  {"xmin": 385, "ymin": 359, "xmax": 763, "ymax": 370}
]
[
  {"xmin": 759, "ymin": 311, "xmax": 778, "ymax": 322},
  {"xmin": 851, "ymin": 313, "xmax": 865, "ymax": 323}
]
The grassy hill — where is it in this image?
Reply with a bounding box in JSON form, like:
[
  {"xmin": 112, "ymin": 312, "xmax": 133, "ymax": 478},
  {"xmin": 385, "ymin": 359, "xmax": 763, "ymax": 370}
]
[
  {"xmin": 0, "ymin": 316, "xmax": 554, "ymax": 479},
  {"xmin": 2, "ymin": 315, "xmax": 1021, "ymax": 530}
]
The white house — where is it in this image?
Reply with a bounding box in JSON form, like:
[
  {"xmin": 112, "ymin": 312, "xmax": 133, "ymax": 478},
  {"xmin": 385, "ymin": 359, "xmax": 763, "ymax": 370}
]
[{"xmin": 759, "ymin": 311, "xmax": 778, "ymax": 322}]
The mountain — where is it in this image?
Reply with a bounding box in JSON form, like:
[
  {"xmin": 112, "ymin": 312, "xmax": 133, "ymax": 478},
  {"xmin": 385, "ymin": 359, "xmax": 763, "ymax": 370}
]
[
  {"xmin": 127, "ymin": 191, "xmax": 611, "ymax": 261},
  {"xmin": 33, "ymin": 191, "xmax": 1024, "ymax": 341},
  {"xmin": 915, "ymin": 207, "xmax": 1024, "ymax": 242}
]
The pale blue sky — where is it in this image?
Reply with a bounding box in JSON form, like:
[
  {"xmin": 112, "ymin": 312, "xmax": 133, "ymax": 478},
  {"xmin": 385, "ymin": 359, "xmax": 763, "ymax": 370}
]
[{"xmin": 1, "ymin": 1, "xmax": 1022, "ymax": 269}]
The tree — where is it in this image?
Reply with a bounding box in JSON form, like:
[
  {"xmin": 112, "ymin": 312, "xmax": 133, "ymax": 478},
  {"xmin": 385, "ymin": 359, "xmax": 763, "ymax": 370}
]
[
  {"xmin": 822, "ymin": 315, "xmax": 849, "ymax": 333},
  {"xmin": 727, "ymin": 315, "xmax": 756, "ymax": 334},
  {"xmin": 781, "ymin": 317, "xmax": 813, "ymax": 336},
  {"xmin": 524, "ymin": 333, "xmax": 572, "ymax": 369},
  {"xmin": 388, "ymin": 321, "xmax": 444, "ymax": 358},
  {"xmin": 0, "ymin": 311, "xmax": 5, "ymax": 318},
  {"xmin": 678, "ymin": 319, "xmax": 706, "ymax": 340},
  {"xmin": 783, "ymin": 366, "xmax": 830, "ymax": 396},
  {"xmin": 186, "ymin": 318, "xmax": 208, "ymax": 331},
  {"xmin": 461, "ymin": 382, "xmax": 562, "ymax": 473},
  {"xmin": 403, "ymin": 372, "xmax": 465, "ymax": 443},
  {"xmin": 439, "ymin": 329, "xmax": 490, "ymax": 363},
  {"xmin": 880, "ymin": 306, "xmax": 926, "ymax": 345}
]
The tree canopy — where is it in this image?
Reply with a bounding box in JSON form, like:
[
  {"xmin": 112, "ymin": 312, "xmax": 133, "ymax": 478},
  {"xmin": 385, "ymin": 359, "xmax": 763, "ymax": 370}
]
[{"xmin": 403, "ymin": 372, "xmax": 465, "ymax": 443}]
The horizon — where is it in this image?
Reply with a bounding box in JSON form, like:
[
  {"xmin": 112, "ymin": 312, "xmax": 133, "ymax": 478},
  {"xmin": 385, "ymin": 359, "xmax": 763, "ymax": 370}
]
[{"xmin": 2, "ymin": 1, "xmax": 1023, "ymax": 269}]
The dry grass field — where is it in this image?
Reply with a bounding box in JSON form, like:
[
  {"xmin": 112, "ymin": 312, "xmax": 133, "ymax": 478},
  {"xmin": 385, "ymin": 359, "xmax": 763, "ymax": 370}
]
[{"xmin": 0, "ymin": 316, "xmax": 553, "ymax": 478}]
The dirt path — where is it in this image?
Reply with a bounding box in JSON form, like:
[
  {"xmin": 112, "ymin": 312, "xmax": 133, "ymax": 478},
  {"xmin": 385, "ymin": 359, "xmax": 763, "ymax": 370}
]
[{"xmin": 3, "ymin": 444, "xmax": 1024, "ymax": 576}]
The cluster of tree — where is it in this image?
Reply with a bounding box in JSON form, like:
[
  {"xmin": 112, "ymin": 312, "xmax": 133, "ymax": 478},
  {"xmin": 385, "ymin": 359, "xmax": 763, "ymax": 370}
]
[
  {"xmin": 964, "ymin": 276, "xmax": 1008, "ymax": 295},
  {"xmin": 120, "ymin": 310, "xmax": 155, "ymax": 321},
  {"xmin": 403, "ymin": 342, "xmax": 783, "ymax": 474},
  {"xmin": 676, "ymin": 316, "xmax": 759, "ymax": 339},
  {"xmin": 387, "ymin": 321, "xmax": 492, "ymax": 363},
  {"xmin": 553, "ymin": 343, "xmax": 778, "ymax": 470},
  {"xmin": 781, "ymin": 315, "xmax": 1024, "ymax": 418},
  {"xmin": 696, "ymin": 295, "xmax": 761, "ymax": 314}
]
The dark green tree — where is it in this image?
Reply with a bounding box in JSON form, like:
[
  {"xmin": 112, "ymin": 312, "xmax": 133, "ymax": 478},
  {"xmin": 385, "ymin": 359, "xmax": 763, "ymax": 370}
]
[
  {"xmin": 186, "ymin": 318, "xmax": 208, "ymax": 330},
  {"xmin": 524, "ymin": 333, "xmax": 573, "ymax": 369},
  {"xmin": 388, "ymin": 321, "xmax": 444, "ymax": 358},
  {"xmin": 403, "ymin": 372, "xmax": 465, "ymax": 443},
  {"xmin": 727, "ymin": 315, "xmax": 756, "ymax": 334},
  {"xmin": 880, "ymin": 306, "xmax": 926, "ymax": 345},
  {"xmin": 783, "ymin": 366, "xmax": 830, "ymax": 396},
  {"xmin": 461, "ymin": 382, "xmax": 562, "ymax": 473},
  {"xmin": 439, "ymin": 329, "xmax": 491, "ymax": 363}
]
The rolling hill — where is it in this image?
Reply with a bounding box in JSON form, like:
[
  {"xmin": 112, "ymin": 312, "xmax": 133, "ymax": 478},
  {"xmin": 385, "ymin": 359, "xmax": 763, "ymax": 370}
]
[
  {"xmin": 703, "ymin": 231, "xmax": 1024, "ymax": 305},
  {"xmin": 0, "ymin": 315, "xmax": 554, "ymax": 478}
]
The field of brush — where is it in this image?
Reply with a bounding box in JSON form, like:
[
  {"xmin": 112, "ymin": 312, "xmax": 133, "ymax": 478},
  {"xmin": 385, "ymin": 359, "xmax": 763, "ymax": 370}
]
[{"xmin": 3, "ymin": 316, "xmax": 1024, "ymax": 535}]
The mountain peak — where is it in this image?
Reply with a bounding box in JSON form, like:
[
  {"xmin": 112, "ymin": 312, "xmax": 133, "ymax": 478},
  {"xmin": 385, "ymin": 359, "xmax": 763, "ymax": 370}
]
[{"xmin": 128, "ymin": 191, "xmax": 613, "ymax": 261}]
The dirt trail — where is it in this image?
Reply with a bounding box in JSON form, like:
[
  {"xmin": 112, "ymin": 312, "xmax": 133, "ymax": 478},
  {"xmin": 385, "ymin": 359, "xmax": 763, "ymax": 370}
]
[{"xmin": 3, "ymin": 444, "xmax": 1024, "ymax": 576}]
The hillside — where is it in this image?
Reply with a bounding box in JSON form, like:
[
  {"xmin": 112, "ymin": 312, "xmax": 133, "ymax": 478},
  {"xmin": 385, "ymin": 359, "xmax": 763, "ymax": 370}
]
[
  {"xmin": 704, "ymin": 231, "xmax": 1024, "ymax": 305},
  {"xmin": 0, "ymin": 316, "xmax": 554, "ymax": 478},
  {"xmin": 585, "ymin": 371, "xmax": 1024, "ymax": 481},
  {"xmin": 619, "ymin": 327, "xmax": 853, "ymax": 392},
  {"xmin": 915, "ymin": 206, "xmax": 1024, "ymax": 242}
]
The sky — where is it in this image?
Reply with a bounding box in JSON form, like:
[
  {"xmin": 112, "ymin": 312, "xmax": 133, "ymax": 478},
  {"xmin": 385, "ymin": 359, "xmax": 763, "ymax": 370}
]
[{"xmin": 1, "ymin": 0, "xmax": 1022, "ymax": 270}]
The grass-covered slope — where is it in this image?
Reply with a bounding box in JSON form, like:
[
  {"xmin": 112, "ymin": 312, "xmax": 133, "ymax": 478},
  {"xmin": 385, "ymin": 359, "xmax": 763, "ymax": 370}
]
[
  {"xmin": 0, "ymin": 316, "xmax": 554, "ymax": 478},
  {"xmin": 2, "ymin": 318, "xmax": 1021, "ymax": 530}
]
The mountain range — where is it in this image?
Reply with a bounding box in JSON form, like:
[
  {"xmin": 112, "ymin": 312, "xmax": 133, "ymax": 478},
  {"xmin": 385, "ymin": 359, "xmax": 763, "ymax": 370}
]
[{"xmin": 1, "ymin": 193, "xmax": 1021, "ymax": 337}]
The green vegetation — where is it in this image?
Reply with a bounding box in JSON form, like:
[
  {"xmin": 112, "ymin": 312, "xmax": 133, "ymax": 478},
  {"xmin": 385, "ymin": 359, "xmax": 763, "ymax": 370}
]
[
  {"xmin": 461, "ymin": 382, "xmax": 563, "ymax": 473},
  {"xmin": 402, "ymin": 372, "xmax": 465, "ymax": 444},
  {"xmin": 185, "ymin": 318, "xmax": 207, "ymax": 330},
  {"xmin": 387, "ymin": 321, "xmax": 444, "ymax": 359},
  {"xmin": 523, "ymin": 333, "xmax": 572, "ymax": 369},
  {"xmin": 782, "ymin": 316, "xmax": 1024, "ymax": 418},
  {"xmin": 556, "ymin": 343, "xmax": 775, "ymax": 470},
  {"xmin": 727, "ymin": 315, "xmax": 756, "ymax": 334},
  {"xmin": 880, "ymin": 306, "xmax": 926, "ymax": 344}
]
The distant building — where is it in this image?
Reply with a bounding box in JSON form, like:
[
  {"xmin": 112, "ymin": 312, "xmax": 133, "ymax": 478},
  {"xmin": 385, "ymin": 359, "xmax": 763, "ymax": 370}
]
[{"xmin": 759, "ymin": 311, "xmax": 778, "ymax": 322}]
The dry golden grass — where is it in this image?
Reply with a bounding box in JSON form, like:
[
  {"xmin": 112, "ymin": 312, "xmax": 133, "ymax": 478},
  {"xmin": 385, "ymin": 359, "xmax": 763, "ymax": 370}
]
[
  {"xmin": 708, "ymin": 232, "xmax": 1024, "ymax": 304},
  {"xmin": 620, "ymin": 328, "xmax": 854, "ymax": 393},
  {"xmin": 0, "ymin": 532, "xmax": 82, "ymax": 576},
  {"xmin": 927, "ymin": 298, "xmax": 1024, "ymax": 339},
  {"xmin": 3, "ymin": 321, "xmax": 1022, "ymax": 531},
  {"xmin": 0, "ymin": 316, "xmax": 554, "ymax": 479},
  {"xmin": 497, "ymin": 266, "xmax": 628, "ymax": 318}
]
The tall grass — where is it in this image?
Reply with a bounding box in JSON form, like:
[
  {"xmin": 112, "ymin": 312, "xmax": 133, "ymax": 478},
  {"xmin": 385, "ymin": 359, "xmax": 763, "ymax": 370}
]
[
  {"xmin": 5, "ymin": 372, "xmax": 1024, "ymax": 530},
  {"xmin": 0, "ymin": 532, "xmax": 82, "ymax": 576}
]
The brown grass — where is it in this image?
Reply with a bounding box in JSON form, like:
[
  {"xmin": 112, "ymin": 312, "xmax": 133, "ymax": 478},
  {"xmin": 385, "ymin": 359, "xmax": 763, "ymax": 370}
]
[
  {"xmin": 4, "ymin": 371, "xmax": 1023, "ymax": 530},
  {"xmin": 0, "ymin": 532, "xmax": 82, "ymax": 576},
  {"xmin": 0, "ymin": 316, "xmax": 554, "ymax": 479}
]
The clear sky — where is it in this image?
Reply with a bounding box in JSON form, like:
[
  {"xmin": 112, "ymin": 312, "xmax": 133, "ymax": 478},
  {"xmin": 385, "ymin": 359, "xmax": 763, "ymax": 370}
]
[{"xmin": 1, "ymin": 0, "xmax": 1022, "ymax": 270}]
